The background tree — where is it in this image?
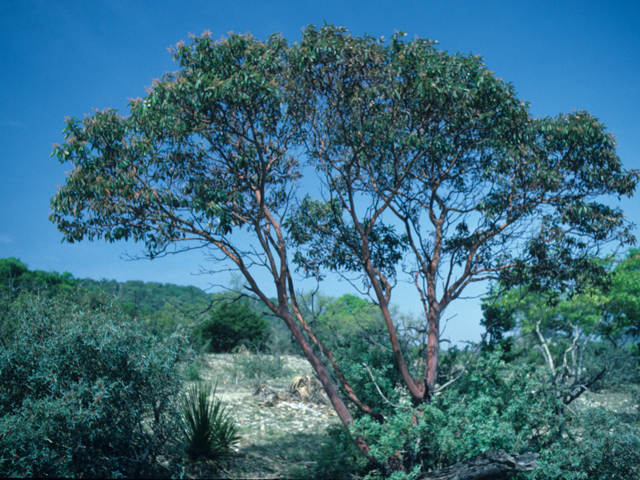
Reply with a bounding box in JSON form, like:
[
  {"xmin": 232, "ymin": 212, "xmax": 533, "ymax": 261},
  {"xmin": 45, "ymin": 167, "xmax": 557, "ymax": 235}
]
[
  {"xmin": 0, "ymin": 257, "xmax": 77, "ymax": 298},
  {"xmin": 606, "ymin": 248, "xmax": 640, "ymax": 357},
  {"xmin": 480, "ymin": 249, "xmax": 640, "ymax": 399},
  {"xmin": 482, "ymin": 285, "xmax": 612, "ymax": 406},
  {"xmin": 196, "ymin": 296, "xmax": 270, "ymax": 353},
  {"xmin": 479, "ymin": 283, "xmax": 519, "ymax": 360}
]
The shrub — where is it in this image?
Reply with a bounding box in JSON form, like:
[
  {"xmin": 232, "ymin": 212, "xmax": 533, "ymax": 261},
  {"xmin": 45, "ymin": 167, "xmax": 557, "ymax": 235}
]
[
  {"xmin": 183, "ymin": 362, "xmax": 203, "ymax": 381},
  {"xmin": 532, "ymin": 407, "xmax": 640, "ymax": 480},
  {"xmin": 181, "ymin": 381, "xmax": 240, "ymax": 460},
  {"xmin": 312, "ymin": 349, "xmax": 640, "ymax": 479},
  {"xmin": 345, "ymin": 352, "xmax": 562, "ymax": 477},
  {"xmin": 197, "ymin": 298, "xmax": 269, "ymax": 353},
  {"xmin": 0, "ymin": 291, "xmax": 191, "ymax": 478},
  {"xmin": 581, "ymin": 341, "xmax": 640, "ymax": 391},
  {"xmin": 232, "ymin": 349, "xmax": 289, "ymax": 387}
]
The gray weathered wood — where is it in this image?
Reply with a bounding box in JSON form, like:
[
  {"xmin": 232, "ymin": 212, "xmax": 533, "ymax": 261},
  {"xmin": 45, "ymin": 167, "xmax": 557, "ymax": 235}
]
[{"xmin": 417, "ymin": 450, "xmax": 540, "ymax": 480}]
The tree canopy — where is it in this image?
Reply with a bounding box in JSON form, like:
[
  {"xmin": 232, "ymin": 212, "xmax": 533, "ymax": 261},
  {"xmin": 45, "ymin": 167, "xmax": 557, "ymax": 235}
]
[
  {"xmin": 50, "ymin": 25, "xmax": 638, "ymax": 475},
  {"xmin": 197, "ymin": 296, "xmax": 270, "ymax": 353}
]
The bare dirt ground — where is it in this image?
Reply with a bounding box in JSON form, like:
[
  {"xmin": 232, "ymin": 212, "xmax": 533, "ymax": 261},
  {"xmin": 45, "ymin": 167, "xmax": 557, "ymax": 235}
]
[{"xmin": 182, "ymin": 354, "xmax": 341, "ymax": 479}]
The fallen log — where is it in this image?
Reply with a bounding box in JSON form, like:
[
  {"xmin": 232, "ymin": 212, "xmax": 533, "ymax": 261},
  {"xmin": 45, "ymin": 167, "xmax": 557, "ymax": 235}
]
[{"xmin": 418, "ymin": 450, "xmax": 540, "ymax": 480}]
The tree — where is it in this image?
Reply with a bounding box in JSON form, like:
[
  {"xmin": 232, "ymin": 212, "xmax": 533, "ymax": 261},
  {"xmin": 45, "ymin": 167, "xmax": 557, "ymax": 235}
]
[
  {"xmin": 285, "ymin": 25, "xmax": 637, "ymax": 408},
  {"xmin": 481, "ymin": 284, "xmax": 612, "ymax": 406},
  {"xmin": 50, "ymin": 28, "xmax": 365, "ymax": 449},
  {"xmin": 50, "ymin": 25, "xmax": 638, "ymax": 476},
  {"xmin": 0, "ymin": 257, "xmax": 77, "ymax": 297},
  {"xmin": 607, "ymin": 248, "xmax": 640, "ymax": 355},
  {"xmin": 197, "ymin": 296, "xmax": 269, "ymax": 352},
  {"xmin": 480, "ymin": 249, "xmax": 640, "ymax": 402}
]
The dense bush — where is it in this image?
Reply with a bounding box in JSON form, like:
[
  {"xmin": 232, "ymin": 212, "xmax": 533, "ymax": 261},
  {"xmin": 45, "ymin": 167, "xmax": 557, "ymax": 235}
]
[
  {"xmin": 0, "ymin": 291, "xmax": 192, "ymax": 478},
  {"xmin": 581, "ymin": 341, "xmax": 640, "ymax": 390},
  {"xmin": 344, "ymin": 352, "xmax": 561, "ymax": 477},
  {"xmin": 311, "ymin": 350, "xmax": 640, "ymax": 479},
  {"xmin": 532, "ymin": 407, "xmax": 640, "ymax": 480},
  {"xmin": 197, "ymin": 297, "xmax": 270, "ymax": 353}
]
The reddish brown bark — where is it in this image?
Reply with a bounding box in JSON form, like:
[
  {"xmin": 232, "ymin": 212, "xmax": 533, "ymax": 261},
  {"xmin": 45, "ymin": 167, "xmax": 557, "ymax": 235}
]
[{"xmin": 426, "ymin": 306, "xmax": 440, "ymax": 392}]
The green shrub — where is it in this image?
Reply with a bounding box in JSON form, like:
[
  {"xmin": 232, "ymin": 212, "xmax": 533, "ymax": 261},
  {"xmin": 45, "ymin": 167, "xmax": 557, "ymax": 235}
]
[
  {"xmin": 581, "ymin": 341, "xmax": 640, "ymax": 391},
  {"xmin": 345, "ymin": 352, "xmax": 561, "ymax": 477},
  {"xmin": 532, "ymin": 407, "xmax": 640, "ymax": 480},
  {"xmin": 232, "ymin": 350, "xmax": 289, "ymax": 387},
  {"xmin": 183, "ymin": 362, "xmax": 203, "ymax": 381},
  {"xmin": 312, "ymin": 349, "xmax": 640, "ymax": 479},
  {"xmin": 181, "ymin": 381, "xmax": 240, "ymax": 460},
  {"xmin": 0, "ymin": 291, "xmax": 191, "ymax": 478},
  {"xmin": 197, "ymin": 298, "xmax": 269, "ymax": 353}
]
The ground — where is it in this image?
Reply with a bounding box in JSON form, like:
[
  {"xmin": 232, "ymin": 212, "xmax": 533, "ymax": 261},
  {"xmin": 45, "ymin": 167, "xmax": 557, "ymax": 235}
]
[
  {"xmin": 178, "ymin": 353, "xmax": 639, "ymax": 479},
  {"xmin": 182, "ymin": 353, "xmax": 341, "ymax": 479}
]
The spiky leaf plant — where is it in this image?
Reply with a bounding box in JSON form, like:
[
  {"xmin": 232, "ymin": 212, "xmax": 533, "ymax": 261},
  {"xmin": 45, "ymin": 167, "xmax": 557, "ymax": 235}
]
[{"xmin": 181, "ymin": 381, "xmax": 240, "ymax": 460}]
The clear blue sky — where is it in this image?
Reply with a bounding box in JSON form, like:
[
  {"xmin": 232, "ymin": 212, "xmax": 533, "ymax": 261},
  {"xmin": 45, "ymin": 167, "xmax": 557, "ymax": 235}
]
[{"xmin": 1, "ymin": 0, "xmax": 638, "ymax": 344}]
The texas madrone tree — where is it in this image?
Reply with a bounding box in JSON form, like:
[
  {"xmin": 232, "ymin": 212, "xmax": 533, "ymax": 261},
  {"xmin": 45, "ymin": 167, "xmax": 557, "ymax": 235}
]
[{"xmin": 50, "ymin": 25, "xmax": 638, "ymax": 477}]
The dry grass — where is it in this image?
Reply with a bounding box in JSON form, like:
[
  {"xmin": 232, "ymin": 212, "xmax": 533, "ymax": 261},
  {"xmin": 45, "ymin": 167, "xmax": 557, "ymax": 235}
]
[{"xmin": 180, "ymin": 354, "xmax": 340, "ymax": 479}]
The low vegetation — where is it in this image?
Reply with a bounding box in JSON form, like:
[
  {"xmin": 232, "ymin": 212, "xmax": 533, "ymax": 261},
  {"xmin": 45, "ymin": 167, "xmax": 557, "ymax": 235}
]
[
  {"xmin": 1, "ymin": 259, "xmax": 639, "ymax": 478},
  {"xmin": 181, "ymin": 381, "xmax": 241, "ymax": 461},
  {"xmin": 0, "ymin": 290, "xmax": 191, "ymax": 478}
]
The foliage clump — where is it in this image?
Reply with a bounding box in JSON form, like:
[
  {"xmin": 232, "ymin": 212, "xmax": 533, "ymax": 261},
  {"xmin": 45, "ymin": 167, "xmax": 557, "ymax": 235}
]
[
  {"xmin": 0, "ymin": 291, "xmax": 191, "ymax": 478},
  {"xmin": 197, "ymin": 297, "xmax": 270, "ymax": 353},
  {"xmin": 343, "ymin": 352, "xmax": 559, "ymax": 476},
  {"xmin": 181, "ymin": 381, "xmax": 240, "ymax": 461},
  {"xmin": 531, "ymin": 407, "xmax": 640, "ymax": 480},
  {"xmin": 310, "ymin": 350, "xmax": 640, "ymax": 480}
]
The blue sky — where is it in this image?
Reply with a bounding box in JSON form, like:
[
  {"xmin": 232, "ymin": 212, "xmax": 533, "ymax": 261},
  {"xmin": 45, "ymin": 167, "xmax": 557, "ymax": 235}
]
[{"xmin": 1, "ymin": 0, "xmax": 638, "ymax": 343}]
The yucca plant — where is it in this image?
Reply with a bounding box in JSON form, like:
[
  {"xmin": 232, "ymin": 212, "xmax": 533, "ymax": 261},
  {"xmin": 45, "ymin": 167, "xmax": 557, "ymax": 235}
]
[{"xmin": 181, "ymin": 381, "xmax": 241, "ymax": 460}]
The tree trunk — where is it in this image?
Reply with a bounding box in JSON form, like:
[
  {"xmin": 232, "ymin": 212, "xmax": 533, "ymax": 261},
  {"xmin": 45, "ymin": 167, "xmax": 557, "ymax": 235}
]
[
  {"xmin": 276, "ymin": 306, "xmax": 354, "ymax": 428},
  {"xmin": 426, "ymin": 305, "xmax": 440, "ymax": 393},
  {"xmin": 417, "ymin": 450, "xmax": 540, "ymax": 480}
]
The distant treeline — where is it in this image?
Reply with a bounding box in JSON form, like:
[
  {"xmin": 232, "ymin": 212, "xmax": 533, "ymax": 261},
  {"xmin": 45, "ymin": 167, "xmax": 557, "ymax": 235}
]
[
  {"xmin": 1, "ymin": 257, "xmax": 205, "ymax": 311},
  {"xmin": 0, "ymin": 257, "xmax": 406, "ymax": 355},
  {"xmin": 0, "ymin": 257, "xmax": 287, "ymax": 350}
]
